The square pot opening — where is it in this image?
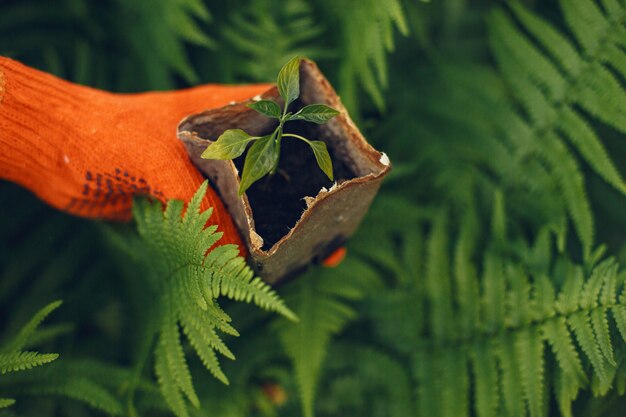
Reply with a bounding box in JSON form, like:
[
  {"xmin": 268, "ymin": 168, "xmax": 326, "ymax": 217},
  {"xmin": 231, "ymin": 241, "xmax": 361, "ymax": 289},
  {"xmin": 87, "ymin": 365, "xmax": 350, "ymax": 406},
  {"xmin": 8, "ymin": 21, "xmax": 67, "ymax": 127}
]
[{"xmin": 231, "ymin": 98, "xmax": 358, "ymax": 250}]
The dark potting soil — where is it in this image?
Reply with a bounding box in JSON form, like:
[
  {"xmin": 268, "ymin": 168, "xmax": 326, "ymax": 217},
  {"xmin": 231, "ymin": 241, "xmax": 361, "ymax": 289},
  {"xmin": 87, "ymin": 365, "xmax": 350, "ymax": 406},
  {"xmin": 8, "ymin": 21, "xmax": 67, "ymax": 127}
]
[{"xmin": 233, "ymin": 119, "xmax": 356, "ymax": 251}]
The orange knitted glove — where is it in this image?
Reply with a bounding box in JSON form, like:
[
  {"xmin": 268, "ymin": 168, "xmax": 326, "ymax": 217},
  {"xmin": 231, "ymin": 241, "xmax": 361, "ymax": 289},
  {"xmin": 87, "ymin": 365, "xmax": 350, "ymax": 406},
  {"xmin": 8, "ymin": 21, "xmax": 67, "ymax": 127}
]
[{"xmin": 0, "ymin": 57, "xmax": 271, "ymax": 251}]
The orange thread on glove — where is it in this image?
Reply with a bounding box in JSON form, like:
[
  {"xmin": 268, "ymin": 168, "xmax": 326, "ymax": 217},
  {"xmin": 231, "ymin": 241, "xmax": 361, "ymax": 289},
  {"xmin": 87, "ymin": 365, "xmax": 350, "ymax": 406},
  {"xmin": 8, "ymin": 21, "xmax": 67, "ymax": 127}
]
[{"xmin": 0, "ymin": 57, "xmax": 271, "ymax": 252}]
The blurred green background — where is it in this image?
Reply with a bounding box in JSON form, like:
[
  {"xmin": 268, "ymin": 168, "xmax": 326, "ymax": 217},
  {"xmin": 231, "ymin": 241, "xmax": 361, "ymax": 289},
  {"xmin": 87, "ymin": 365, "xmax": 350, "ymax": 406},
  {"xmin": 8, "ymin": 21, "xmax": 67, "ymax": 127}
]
[{"xmin": 2, "ymin": 0, "xmax": 626, "ymax": 416}]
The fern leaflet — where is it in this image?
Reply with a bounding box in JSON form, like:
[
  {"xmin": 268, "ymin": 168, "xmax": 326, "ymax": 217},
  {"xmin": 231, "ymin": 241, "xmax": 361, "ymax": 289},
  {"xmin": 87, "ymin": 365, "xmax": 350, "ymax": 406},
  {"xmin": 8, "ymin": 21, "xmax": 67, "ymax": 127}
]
[
  {"xmin": 0, "ymin": 352, "xmax": 59, "ymax": 374},
  {"xmin": 0, "ymin": 301, "xmax": 61, "ymax": 410}
]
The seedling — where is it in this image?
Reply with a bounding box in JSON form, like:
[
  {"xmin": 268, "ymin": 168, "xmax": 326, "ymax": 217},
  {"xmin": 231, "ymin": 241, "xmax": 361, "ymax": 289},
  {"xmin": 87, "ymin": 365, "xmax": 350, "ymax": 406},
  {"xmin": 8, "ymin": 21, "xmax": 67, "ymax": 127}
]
[{"xmin": 201, "ymin": 56, "xmax": 340, "ymax": 196}]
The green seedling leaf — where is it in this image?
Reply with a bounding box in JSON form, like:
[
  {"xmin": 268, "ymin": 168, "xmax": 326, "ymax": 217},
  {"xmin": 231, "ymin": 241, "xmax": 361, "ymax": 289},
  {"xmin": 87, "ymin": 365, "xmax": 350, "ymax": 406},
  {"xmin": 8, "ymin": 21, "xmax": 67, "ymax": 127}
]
[
  {"xmin": 201, "ymin": 129, "xmax": 258, "ymax": 160},
  {"xmin": 277, "ymin": 56, "xmax": 301, "ymax": 107},
  {"xmin": 203, "ymin": 58, "xmax": 337, "ymax": 193},
  {"xmin": 308, "ymin": 140, "xmax": 334, "ymax": 181},
  {"xmin": 291, "ymin": 104, "xmax": 340, "ymax": 124},
  {"xmin": 248, "ymin": 100, "xmax": 281, "ymax": 118},
  {"xmin": 238, "ymin": 134, "xmax": 280, "ymax": 196},
  {"xmin": 269, "ymin": 135, "xmax": 282, "ymax": 175}
]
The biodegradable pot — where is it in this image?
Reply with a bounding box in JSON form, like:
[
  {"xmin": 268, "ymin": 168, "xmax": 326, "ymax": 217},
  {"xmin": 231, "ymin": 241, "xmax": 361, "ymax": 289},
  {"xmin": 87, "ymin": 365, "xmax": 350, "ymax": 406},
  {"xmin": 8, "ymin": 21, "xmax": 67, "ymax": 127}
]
[{"xmin": 178, "ymin": 59, "xmax": 391, "ymax": 284}]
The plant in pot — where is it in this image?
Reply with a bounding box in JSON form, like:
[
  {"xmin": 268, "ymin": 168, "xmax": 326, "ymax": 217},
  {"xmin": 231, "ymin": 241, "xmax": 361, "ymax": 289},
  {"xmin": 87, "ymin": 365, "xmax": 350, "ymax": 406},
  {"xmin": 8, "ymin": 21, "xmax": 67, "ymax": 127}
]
[
  {"xmin": 178, "ymin": 57, "xmax": 391, "ymax": 284},
  {"xmin": 200, "ymin": 56, "xmax": 338, "ymax": 197}
]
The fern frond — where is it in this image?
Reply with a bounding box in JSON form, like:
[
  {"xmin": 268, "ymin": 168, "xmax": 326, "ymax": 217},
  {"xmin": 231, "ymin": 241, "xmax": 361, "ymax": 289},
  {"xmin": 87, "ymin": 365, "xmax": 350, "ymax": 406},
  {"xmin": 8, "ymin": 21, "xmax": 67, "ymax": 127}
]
[
  {"xmin": 276, "ymin": 258, "xmax": 380, "ymax": 417},
  {"xmin": 0, "ymin": 299, "xmax": 62, "ymax": 410},
  {"xmin": 543, "ymin": 316, "xmax": 587, "ymax": 409},
  {"xmin": 0, "ymin": 302, "xmax": 125, "ymax": 415},
  {"xmin": 50, "ymin": 357, "xmax": 160, "ymax": 400},
  {"xmin": 488, "ymin": 0, "xmax": 626, "ymax": 256},
  {"xmin": 180, "ymin": 319, "xmax": 230, "ymax": 384},
  {"xmin": 0, "ymin": 352, "xmax": 58, "ymax": 374},
  {"xmin": 129, "ymin": 181, "xmax": 295, "ymax": 417},
  {"xmin": 470, "ymin": 341, "xmax": 499, "ymax": 417},
  {"xmin": 351, "ymin": 191, "xmax": 626, "ymax": 417},
  {"xmin": 328, "ymin": 0, "xmax": 408, "ymax": 111},
  {"xmin": 159, "ymin": 313, "xmax": 199, "ymax": 408},
  {"xmin": 0, "ymin": 0, "xmax": 213, "ymax": 90},
  {"xmin": 1, "ymin": 301, "xmax": 62, "ymax": 353},
  {"xmin": 155, "ymin": 342, "xmax": 188, "ymax": 417},
  {"xmin": 497, "ymin": 335, "xmax": 524, "ymax": 417},
  {"xmin": 278, "ymin": 281, "xmax": 354, "ymax": 417},
  {"xmin": 220, "ymin": 0, "xmax": 327, "ymax": 82},
  {"xmin": 426, "ymin": 211, "xmax": 454, "ymax": 340},
  {"xmin": 7, "ymin": 376, "xmax": 124, "ymax": 415},
  {"xmin": 180, "ymin": 310, "xmax": 234, "ymax": 360},
  {"xmin": 22, "ymin": 324, "xmax": 74, "ymax": 349},
  {"xmin": 319, "ymin": 343, "xmax": 413, "ymax": 417},
  {"xmin": 213, "ymin": 254, "xmax": 297, "ymax": 321},
  {"xmin": 401, "ymin": 238, "xmax": 626, "ymax": 417},
  {"xmin": 115, "ymin": 0, "xmax": 214, "ymax": 88}
]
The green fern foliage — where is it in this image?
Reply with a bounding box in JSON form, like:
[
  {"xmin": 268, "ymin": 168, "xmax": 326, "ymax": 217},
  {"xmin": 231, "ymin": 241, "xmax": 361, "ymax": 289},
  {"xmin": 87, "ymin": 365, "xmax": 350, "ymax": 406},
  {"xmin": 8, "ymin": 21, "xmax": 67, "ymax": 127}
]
[
  {"xmin": 0, "ymin": 0, "xmax": 212, "ymax": 90},
  {"xmin": 221, "ymin": 0, "xmax": 327, "ymax": 82},
  {"xmin": 319, "ymin": 343, "xmax": 413, "ymax": 417},
  {"xmin": 413, "ymin": 247, "xmax": 626, "ymax": 417},
  {"xmin": 130, "ymin": 181, "xmax": 295, "ymax": 417},
  {"xmin": 0, "ymin": 355, "xmax": 160, "ymax": 415},
  {"xmin": 0, "ymin": 364, "xmax": 126, "ymax": 416},
  {"xmin": 0, "ymin": 301, "xmax": 61, "ymax": 409},
  {"xmin": 488, "ymin": 0, "xmax": 626, "ymax": 257},
  {"xmin": 119, "ymin": 0, "xmax": 214, "ymax": 88},
  {"xmin": 275, "ymin": 258, "xmax": 382, "ymax": 417},
  {"xmin": 217, "ymin": 0, "xmax": 408, "ymax": 111},
  {"xmin": 0, "ymin": 351, "xmax": 59, "ymax": 375},
  {"xmin": 327, "ymin": 0, "xmax": 409, "ymax": 111},
  {"xmin": 5, "ymin": 1, "xmax": 626, "ymax": 416},
  {"xmin": 355, "ymin": 194, "xmax": 626, "ymax": 417}
]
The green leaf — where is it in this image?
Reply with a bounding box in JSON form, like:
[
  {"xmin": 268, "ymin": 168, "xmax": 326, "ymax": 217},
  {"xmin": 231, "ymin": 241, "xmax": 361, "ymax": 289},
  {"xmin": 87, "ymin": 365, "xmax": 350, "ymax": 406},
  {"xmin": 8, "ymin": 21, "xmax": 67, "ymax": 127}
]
[
  {"xmin": 515, "ymin": 327, "xmax": 544, "ymax": 417},
  {"xmin": 238, "ymin": 134, "xmax": 279, "ymax": 196},
  {"xmin": 277, "ymin": 56, "xmax": 301, "ymax": 106},
  {"xmin": 291, "ymin": 104, "xmax": 340, "ymax": 124},
  {"xmin": 247, "ymin": 100, "xmax": 282, "ymax": 118},
  {"xmin": 569, "ymin": 311, "xmax": 609, "ymax": 384},
  {"xmin": 201, "ymin": 129, "xmax": 257, "ymax": 160},
  {"xmin": 472, "ymin": 342, "xmax": 499, "ymax": 417},
  {"xmin": 277, "ymin": 266, "xmax": 361, "ymax": 417},
  {"xmin": 130, "ymin": 182, "xmax": 295, "ymax": 416},
  {"xmin": 0, "ymin": 351, "xmax": 59, "ymax": 374},
  {"xmin": 308, "ymin": 141, "xmax": 334, "ymax": 181},
  {"xmin": 497, "ymin": 335, "xmax": 525, "ymax": 417},
  {"xmin": 2, "ymin": 300, "xmax": 63, "ymax": 353},
  {"xmin": 0, "ymin": 398, "xmax": 15, "ymax": 409},
  {"xmin": 17, "ymin": 376, "xmax": 125, "ymax": 415}
]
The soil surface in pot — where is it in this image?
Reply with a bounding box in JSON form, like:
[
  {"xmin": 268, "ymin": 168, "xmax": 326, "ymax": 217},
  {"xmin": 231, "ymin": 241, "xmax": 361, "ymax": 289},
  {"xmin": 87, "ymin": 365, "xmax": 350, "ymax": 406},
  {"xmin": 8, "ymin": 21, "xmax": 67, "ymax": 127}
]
[{"xmin": 233, "ymin": 119, "xmax": 356, "ymax": 251}]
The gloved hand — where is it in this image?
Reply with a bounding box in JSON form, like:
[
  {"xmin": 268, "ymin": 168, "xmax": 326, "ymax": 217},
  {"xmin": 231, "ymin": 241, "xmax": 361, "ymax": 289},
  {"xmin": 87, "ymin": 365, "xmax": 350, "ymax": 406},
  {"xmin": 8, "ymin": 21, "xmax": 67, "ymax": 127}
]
[{"xmin": 0, "ymin": 57, "xmax": 271, "ymax": 251}]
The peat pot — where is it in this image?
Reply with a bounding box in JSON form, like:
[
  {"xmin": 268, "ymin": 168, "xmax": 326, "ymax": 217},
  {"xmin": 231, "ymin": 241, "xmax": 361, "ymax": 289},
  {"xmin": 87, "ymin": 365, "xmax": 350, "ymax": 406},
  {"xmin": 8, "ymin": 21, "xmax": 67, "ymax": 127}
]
[{"xmin": 178, "ymin": 59, "xmax": 391, "ymax": 284}]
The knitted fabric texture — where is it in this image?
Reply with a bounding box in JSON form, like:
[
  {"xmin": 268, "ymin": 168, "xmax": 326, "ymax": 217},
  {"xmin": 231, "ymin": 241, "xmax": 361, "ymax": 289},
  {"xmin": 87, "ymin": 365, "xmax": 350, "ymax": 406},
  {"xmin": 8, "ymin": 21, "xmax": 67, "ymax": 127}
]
[{"xmin": 0, "ymin": 57, "xmax": 271, "ymax": 250}]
